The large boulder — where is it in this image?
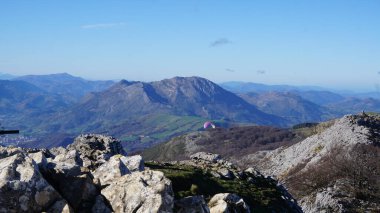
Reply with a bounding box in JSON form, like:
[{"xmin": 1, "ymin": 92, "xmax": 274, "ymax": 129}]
[
  {"xmin": 208, "ymin": 193, "xmax": 250, "ymax": 213},
  {"xmin": 67, "ymin": 134, "xmax": 127, "ymax": 170},
  {"xmin": 102, "ymin": 170, "xmax": 174, "ymax": 213},
  {"xmin": 29, "ymin": 151, "xmax": 48, "ymax": 169},
  {"xmin": 0, "ymin": 153, "xmax": 71, "ymax": 212},
  {"xmin": 92, "ymin": 154, "xmax": 144, "ymax": 186}
]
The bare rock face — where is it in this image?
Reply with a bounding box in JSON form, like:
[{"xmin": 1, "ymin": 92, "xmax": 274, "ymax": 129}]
[
  {"xmin": 121, "ymin": 155, "xmax": 145, "ymax": 172},
  {"xmin": 101, "ymin": 170, "xmax": 174, "ymax": 213},
  {"xmin": 175, "ymin": 195, "xmax": 210, "ymax": 213},
  {"xmin": 253, "ymin": 115, "xmax": 374, "ymax": 179},
  {"xmin": 0, "ymin": 146, "xmax": 24, "ymax": 159},
  {"xmin": 92, "ymin": 154, "xmax": 144, "ymax": 186},
  {"xmin": 190, "ymin": 152, "xmax": 221, "ymax": 163},
  {"xmin": 29, "ymin": 151, "xmax": 48, "ymax": 169},
  {"xmin": 0, "ymin": 153, "xmax": 70, "ymax": 212},
  {"xmin": 208, "ymin": 193, "xmax": 250, "ymax": 213},
  {"xmin": 67, "ymin": 134, "xmax": 127, "ymax": 170}
]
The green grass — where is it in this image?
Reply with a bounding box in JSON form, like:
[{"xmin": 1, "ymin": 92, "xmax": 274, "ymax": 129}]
[{"xmin": 146, "ymin": 162, "xmax": 298, "ymax": 212}]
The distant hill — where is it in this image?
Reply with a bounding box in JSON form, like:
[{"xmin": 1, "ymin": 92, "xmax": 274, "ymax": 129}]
[
  {"xmin": 143, "ymin": 125, "xmax": 305, "ymax": 162},
  {"xmin": 291, "ymin": 90, "xmax": 345, "ymax": 105},
  {"xmin": 239, "ymin": 92, "xmax": 335, "ymax": 124},
  {"xmin": 327, "ymin": 97, "xmax": 380, "ymax": 115},
  {"xmin": 16, "ymin": 73, "xmax": 115, "ymax": 102}
]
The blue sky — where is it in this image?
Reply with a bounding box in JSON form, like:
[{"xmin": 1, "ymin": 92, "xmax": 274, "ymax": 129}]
[{"xmin": 0, "ymin": 0, "xmax": 379, "ymax": 91}]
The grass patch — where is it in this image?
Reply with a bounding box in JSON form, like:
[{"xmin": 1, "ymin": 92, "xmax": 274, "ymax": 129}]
[{"xmin": 146, "ymin": 162, "xmax": 297, "ymax": 212}]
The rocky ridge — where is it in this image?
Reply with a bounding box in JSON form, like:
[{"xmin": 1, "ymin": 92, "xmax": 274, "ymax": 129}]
[
  {"xmin": 244, "ymin": 114, "xmax": 380, "ymax": 212},
  {"xmin": 0, "ymin": 134, "xmax": 301, "ymax": 212}
]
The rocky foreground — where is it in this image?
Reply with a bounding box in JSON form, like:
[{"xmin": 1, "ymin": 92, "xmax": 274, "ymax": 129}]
[{"xmin": 0, "ymin": 134, "xmax": 301, "ymax": 212}]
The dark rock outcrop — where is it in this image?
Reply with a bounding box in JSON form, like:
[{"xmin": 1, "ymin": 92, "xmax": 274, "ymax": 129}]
[{"xmin": 175, "ymin": 196, "xmax": 210, "ymax": 213}]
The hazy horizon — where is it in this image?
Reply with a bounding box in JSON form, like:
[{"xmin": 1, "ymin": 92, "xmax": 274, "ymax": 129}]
[{"xmin": 1, "ymin": 1, "xmax": 379, "ymax": 92}]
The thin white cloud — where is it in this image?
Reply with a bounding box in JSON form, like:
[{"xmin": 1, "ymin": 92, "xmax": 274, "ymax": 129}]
[
  {"xmin": 210, "ymin": 38, "xmax": 232, "ymax": 47},
  {"xmin": 225, "ymin": 68, "xmax": 235, "ymax": 72},
  {"xmin": 81, "ymin": 22, "xmax": 126, "ymax": 29},
  {"xmin": 257, "ymin": 70, "xmax": 266, "ymax": 74}
]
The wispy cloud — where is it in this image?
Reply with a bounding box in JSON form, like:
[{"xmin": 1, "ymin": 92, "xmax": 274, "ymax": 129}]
[
  {"xmin": 210, "ymin": 38, "xmax": 232, "ymax": 47},
  {"xmin": 257, "ymin": 70, "xmax": 266, "ymax": 74},
  {"xmin": 81, "ymin": 22, "xmax": 126, "ymax": 29},
  {"xmin": 225, "ymin": 68, "xmax": 235, "ymax": 73}
]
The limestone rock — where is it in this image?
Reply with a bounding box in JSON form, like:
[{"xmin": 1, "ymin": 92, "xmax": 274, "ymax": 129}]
[
  {"xmin": 102, "ymin": 170, "xmax": 174, "ymax": 213},
  {"xmin": 217, "ymin": 168, "xmax": 234, "ymax": 180},
  {"xmin": 93, "ymin": 154, "xmax": 145, "ymax": 186},
  {"xmin": 0, "ymin": 153, "xmax": 69, "ymax": 212},
  {"xmin": 92, "ymin": 155, "xmax": 131, "ymax": 186},
  {"xmin": 175, "ymin": 195, "xmax": 210, "ymax": 213},
  {"xmin": 29, "ymin": 151, "xmax": 48, "ymax": 169},
  {"xmin": 67, "ymin": 134, "xmax": 126, "ymax": 170},
  {"xmin": 0, "ymin": 146, "xmax": 24, "ymax": 159},
  {"xmin": 52, "ymin": 149, "xmax": 83, "ymax": 167},
  {"xmin": 208, "ymin": 193, "xmax": 250, "ymax": 213},
  {"xmin": 49, "ymin": 146, "xmax": 68, "ymax": 157},
  {"xmin": 252, "ymin": 115, "xmax": 374, "ymax": 179},
  {"xmin": 121, "ymin": 155, "xmax": 145, "ymax": 172},
  {"xmin": 191, "ymin": 152, "xmax": 221, "ymax": 163}
]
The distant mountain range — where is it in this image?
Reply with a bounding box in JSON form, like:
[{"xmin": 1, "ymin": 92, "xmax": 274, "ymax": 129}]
[
  {"xmin": 16, "ymin": 73, "xmax": 114, "ymax": 102},
  {"xmin": 30, "ymin": 76, "xmax": 286, "ymax": 150},
  {"xmin": 239, "ymin": 92, "xmax": 335, "ymax": 124},
  {"xmin": 1, "ymin": 73, "xmax": 380, "ymax": 151},
  {"xmin": 0, "ymin": 72, "xmax": 17, "ymax": 80},
  {"xmin": 220, "ymin": 81, "xmax": 327, "ymax": 93},
  {"xmin": 0, "ymin": 80, "xmax": 68, "ymax": 115}
]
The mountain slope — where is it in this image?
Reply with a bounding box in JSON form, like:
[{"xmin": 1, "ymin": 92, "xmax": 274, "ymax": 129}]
[
  {"xmin": 245, "ymin": 114, "xmax": 380, "ymax": 212},
  {"xmin": 143, "ymin": 126, "xmax": 305, "ymax": 162},
  {"xmin": 144, "ymin": 113, "xmax": 380, "ymax": 212},
  {"xmin": 149, "ymin": 77, "xmax": 285, "ymax": 124}
]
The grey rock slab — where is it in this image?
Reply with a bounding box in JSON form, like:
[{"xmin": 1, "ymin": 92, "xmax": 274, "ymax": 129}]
[{"xmin": 101, "ymin": 170, "xmax": 174, "ymax": 213}]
